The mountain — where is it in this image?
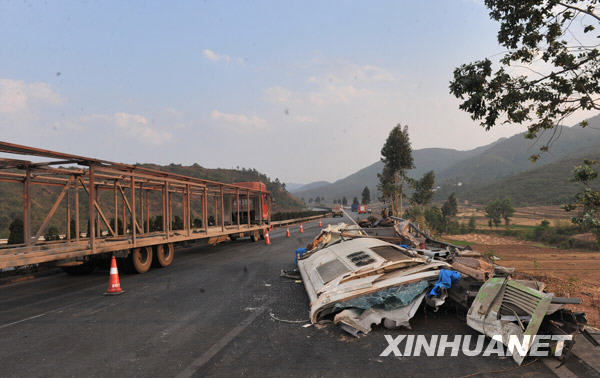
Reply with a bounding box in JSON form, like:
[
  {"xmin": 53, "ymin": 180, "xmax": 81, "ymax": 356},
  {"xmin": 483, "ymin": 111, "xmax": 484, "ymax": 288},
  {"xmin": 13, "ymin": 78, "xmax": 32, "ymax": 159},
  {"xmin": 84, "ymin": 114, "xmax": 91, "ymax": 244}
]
[
  {"xmin": 294, "ymin": 116, "xmax": 600, "ymax": 205},
  {"xmin": 290, "ymin": 181, "xmax": 330, "ymax": 193},
  {"xmin": 435, "ymin": 125, "xmax": 600, "ymax": 184},
  {"xmin": 293, "ymin": 144, "xmax": 498, "ymax": 202},
  {"xmin": 284, "ymin": 183, "xmax": 305, "ymax": 192},
  {"xmin": 455, "ymin": 149, "xmax": 600, "ymax": 206}
]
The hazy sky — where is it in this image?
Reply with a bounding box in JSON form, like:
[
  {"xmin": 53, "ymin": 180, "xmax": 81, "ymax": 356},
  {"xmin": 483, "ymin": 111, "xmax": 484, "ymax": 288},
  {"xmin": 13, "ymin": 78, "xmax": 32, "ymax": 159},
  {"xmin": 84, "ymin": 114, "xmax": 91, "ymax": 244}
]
[{"xmin": 1, "ymin": 1, "xmax": 597, "ymax": 184}]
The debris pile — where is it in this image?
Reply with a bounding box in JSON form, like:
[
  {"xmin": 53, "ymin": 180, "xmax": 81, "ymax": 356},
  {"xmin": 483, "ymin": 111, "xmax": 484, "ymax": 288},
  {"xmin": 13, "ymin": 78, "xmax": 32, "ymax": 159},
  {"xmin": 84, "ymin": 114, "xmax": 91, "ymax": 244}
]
[{"xmin": 296, "ymin": 220, "xmax": 598, "ymax": 365}]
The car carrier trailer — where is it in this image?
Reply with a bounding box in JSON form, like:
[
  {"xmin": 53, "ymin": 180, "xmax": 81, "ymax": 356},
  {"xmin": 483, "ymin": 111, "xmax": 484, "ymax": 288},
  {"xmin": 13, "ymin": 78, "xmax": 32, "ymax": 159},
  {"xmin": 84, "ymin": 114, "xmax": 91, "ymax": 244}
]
[{"xmin": 0, "ymin": 142, "xmax": 274, "ymax": 274}]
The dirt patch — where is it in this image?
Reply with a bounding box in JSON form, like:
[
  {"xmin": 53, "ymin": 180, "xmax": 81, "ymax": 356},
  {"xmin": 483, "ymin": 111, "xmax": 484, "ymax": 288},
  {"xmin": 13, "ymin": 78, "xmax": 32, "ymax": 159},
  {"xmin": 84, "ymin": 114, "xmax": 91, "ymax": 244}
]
[
  {"xmin": 448, "ymin": 233, "xmax": 529, "ymax": 246},
  {"xmin": 447, "ymin": 233, "xmax": 600, "ymax": 326}
]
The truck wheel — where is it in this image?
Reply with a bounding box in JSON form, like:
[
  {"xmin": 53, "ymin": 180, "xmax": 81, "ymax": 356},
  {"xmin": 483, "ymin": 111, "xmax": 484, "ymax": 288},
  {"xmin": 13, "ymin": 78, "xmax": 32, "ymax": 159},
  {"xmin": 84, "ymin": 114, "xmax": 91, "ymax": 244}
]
[
  {"xmin": 250, "ymin": 230, "xmax": 259, "ymax": 242},
  {"xmin": 130, "ymin": 246, "xmax": 153, "ymax": 274},
  {"xmin": 153, "ymin": 243, "xmax": 174, "ymax": 268}
]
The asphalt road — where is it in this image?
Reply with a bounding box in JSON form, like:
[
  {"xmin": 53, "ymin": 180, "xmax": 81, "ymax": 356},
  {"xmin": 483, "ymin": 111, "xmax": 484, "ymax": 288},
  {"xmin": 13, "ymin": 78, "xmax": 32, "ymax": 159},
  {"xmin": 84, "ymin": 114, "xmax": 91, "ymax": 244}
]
[{"xmin": 0, "ymin": 214, "xmax": 597, "ymax": 377}]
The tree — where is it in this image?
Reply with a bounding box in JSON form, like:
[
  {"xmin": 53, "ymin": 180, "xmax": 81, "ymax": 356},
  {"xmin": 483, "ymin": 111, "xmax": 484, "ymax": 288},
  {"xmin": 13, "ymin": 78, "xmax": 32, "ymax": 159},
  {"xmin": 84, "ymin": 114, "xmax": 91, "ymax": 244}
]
[
  {"xmin": 361, "ymin": 186, "xmax": 371, "ymax": 205},
  {"xmin": 450, "ymin": 0, "xmax": 600, "ymax": 161},
  {"xmin": 565, "ymin": 160, "xmax": 600, "ymax": 243},
  {"xmin": 451, "ymin": 0, "xmax": 600, "ymax": 237},
  {"xmin": 499, "ymin": 197, "xmax": 515, "ymax": 225},
  {"xmin": 7, "ymin": 218, "xmax": 23, "ymax": 245},
  {"xmin": 44, "ymin": 225, "xmax": 61, "ymax": 241},
  {"xmin": 308, "ymin": 198, "xmax": 313, "ymax": 204},
  {"xmin": 352, "ymin": 197, "xmax": 359, "ymax": 206},
  {"xmin": 425, "ymin": 206, "xmax": 446, "ymax": 234},
  {"xmin": 442, "ymin": 192, "xmax": 458, "ymax": 218},
  {"xmin": 411, "ymin": 171, "xmax": 435, "ymax": 209},
  {"xmin": 342, "ymin": 196, "xmax": 348, "ymax": 206},
  {"xmin": 485, "ymin": 198, "xmax": 515, "ymax": 227},
  {"xmin": 315, "ymin": 197, "xmax": 321, "ymax": 204},
  {"xmin": 173, "ymin": 215, "xmax": 184, "ymax": 230},
  {"xmin": 485, "ymin": 200, "xmax": 502, "ymax": 228},
  {"xmin": 379, "ymin": 125, "xmax": 414, "ymax": 216},
  {"xmin": 468, "ymin": 216, "xmax": 477, "ymax": 232}
]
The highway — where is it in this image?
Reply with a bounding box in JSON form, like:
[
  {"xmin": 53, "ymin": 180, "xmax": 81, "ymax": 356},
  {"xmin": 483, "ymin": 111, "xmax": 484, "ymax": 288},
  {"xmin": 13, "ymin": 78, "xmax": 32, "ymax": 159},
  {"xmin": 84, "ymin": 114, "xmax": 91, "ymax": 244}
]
[{"xmin": 0, "ymin": 214, "xmax": 596, "ymax": 377}]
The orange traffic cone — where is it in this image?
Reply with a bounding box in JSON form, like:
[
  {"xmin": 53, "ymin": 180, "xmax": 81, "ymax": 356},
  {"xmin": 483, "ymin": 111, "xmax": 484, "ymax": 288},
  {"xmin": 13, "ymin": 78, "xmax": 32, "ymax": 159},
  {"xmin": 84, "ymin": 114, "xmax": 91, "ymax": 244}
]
[
  {"xmin": 299, "ymin": 223, "xmax": 304, "ymax": 233},
  {"xmin": 104, "ymin": 255, "xmax": 124, "ymax": 295},
  {"xmin": 265, "ymin": 229, "xmax": 271, "ymax": 245},
  {"xmin": 286, "ymin": 225, "xmax": 290, "ymax": 238},
  {"xmin": 319, "ymin": 219, "xmax": 322, "ymax": 227}
]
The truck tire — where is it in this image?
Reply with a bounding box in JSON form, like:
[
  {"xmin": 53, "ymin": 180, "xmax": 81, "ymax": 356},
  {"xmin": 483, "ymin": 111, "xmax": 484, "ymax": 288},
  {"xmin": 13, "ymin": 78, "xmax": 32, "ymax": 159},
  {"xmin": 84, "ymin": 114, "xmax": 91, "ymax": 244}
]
[
  {"xmin": 250, "ymin": 230, "xmax": 260, "ymax": 242},
  {"xmin": 153, "ymin": 243, "xmax": 174, "ymax": 268},
  {"xmin": 130, "ymin": 246, "xmax": 153, "ymax": 274}
]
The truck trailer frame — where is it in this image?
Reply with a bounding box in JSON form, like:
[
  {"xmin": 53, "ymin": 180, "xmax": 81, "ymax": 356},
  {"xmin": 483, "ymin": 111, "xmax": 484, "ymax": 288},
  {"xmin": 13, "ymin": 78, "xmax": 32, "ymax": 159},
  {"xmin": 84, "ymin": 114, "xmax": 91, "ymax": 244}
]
[{"xmin": 0, "ymin": 142, "xmax": 272, "ymax": 273}]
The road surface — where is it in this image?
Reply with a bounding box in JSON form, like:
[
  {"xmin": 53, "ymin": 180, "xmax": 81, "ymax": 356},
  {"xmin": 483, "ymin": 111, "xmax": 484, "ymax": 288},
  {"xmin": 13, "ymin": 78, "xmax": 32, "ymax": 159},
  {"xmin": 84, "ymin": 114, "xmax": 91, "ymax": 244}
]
[{"xmin": 0, "ymin": 213, "xmax": 597, "ymax": 377}]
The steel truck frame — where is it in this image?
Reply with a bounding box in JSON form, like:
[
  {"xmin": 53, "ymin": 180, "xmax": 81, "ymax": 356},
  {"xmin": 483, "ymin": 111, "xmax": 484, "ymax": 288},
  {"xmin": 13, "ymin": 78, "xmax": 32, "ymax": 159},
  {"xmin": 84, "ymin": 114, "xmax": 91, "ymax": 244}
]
[{"xmin": 0, "ymin": 142, "xmax": 272, "ymax": 273}]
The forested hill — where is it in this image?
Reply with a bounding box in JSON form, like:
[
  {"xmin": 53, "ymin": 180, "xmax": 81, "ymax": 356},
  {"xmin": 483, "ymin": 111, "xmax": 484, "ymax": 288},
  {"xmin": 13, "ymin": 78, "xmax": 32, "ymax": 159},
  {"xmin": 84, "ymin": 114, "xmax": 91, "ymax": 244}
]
[{"xmin": 137, "ymin": 163, "xmax": 304, "ymax": 211}]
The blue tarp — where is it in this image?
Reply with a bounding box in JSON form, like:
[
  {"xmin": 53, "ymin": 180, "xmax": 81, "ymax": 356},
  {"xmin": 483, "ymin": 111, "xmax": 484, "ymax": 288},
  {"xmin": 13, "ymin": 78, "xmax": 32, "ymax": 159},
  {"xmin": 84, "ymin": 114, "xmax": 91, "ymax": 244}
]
[
  {"xmin": 294, "ymin": 248, "xmax": 307, "ymax": 266},
  {"xmin": 428, "ymin": 269, "xmax": 461, "ymax": 297}
]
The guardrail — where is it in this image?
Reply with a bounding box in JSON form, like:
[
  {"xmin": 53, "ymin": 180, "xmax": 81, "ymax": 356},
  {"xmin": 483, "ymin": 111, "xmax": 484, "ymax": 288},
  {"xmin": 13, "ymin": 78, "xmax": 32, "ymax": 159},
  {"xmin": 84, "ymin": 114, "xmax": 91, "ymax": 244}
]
[{"xmin": 270, "ymin": 213, "xmax": 331, "ymax": 228}]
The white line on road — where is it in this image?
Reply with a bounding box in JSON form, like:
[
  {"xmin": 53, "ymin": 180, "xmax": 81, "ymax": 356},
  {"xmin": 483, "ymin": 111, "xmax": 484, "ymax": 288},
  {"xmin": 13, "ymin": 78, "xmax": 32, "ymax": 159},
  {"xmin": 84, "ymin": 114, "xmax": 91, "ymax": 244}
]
[
  {"xmin": 0, "ymin": 312, "xmax": 47, "ymax": 329},
  {"xmin": 0, "ymin": 296, "xmax": 100, "ymax": 329},
  {"xmin": 175, "ymin": 302, "xmax": 272, "ymax": 378}
]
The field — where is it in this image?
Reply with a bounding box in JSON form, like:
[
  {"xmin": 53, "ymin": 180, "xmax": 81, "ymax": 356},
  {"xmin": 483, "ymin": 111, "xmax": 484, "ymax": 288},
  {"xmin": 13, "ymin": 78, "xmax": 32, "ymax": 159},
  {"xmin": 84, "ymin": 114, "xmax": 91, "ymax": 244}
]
[
  {"xmin": 456, "ymin": 204, "xmax": 572, "ymax": 227},
  {"xmin": 446, "ymin": 233, "xmax": 600, "ymax": 326}
]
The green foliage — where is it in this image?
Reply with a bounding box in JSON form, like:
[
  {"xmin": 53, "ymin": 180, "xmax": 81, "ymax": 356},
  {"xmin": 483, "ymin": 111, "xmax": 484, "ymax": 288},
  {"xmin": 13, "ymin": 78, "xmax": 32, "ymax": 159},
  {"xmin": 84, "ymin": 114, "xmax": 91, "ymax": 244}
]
[
  {"xmin": 485, "ymin": 197, "xmax": 515, "ymax": 227},
  {"xmin": 565, "ymin": 159, "xmax": 600, "ymax": 243},
  {"xmin": 172, "ymin": 215, "xmax": 183, "ymax": 230},
  {"xmin": 411, "ymin": 170, "xmax": 435, "ymax": 208},
  {"xmin": 361, "ymin": 186, "xmax": 371, "ymax": 205},
  {"xmin": 450, "ymin": 0, "xmax": 600, "ymax": 160},
  {"xmin": 379, "ymin": 124, "xmax": 414, "ymax": 214},
  {"xmin": 442, "ymin": 192, "xmax": 458, "ymax": 217},
  {"xmin": 7, "ymin": 218, "xmax": 23, "ymax": 244},
  {"xmin": 403, "ymin": 206, "xmax": 423, "ymax": 222},
  {"xmin": 424, "ymin": 206, "xmax": 446, "ymax": 234},
  {"xmin": 44, "ymin": 225, "xmax": 61, "ymax": 241},
  {"xmin": 108, "ymin": 218, "xmax": 124, "ymax": 235},
  {"xmin": 149, "ymin": 216, "xmax": 163, "ymax": 232},
  {"xmin": 468, "ymin": 216, "xmax": 477, "ymax": 232},
  {"xmin": 342, "ymin": 196, "xmax": 348, "ymax": 206}
]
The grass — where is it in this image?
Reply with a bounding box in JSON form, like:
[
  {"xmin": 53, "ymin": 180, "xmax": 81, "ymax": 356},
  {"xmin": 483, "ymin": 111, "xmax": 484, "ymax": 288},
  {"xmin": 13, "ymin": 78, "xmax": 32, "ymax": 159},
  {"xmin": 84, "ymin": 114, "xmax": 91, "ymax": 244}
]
[{"xmin": 442, "ymin": 238, "xmax": 472, "ymax": 247}]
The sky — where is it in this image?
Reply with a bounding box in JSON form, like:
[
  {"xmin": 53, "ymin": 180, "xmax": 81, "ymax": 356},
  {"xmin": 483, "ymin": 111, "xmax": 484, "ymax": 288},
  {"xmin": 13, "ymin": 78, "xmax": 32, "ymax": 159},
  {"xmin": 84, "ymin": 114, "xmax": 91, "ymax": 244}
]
[{"xmin": 1, "ymin": 0, "xmax": 598, "ymax": 184}]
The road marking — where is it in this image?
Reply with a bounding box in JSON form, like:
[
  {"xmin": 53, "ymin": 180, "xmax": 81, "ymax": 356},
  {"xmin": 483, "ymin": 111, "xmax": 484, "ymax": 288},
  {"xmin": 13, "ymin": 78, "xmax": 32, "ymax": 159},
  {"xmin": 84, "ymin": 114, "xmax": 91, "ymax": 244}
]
[
  {"xmin": 0, "ymin": 296, "xmax": 99, "ymax": 329},
  {"xmin": 0, "ymin": 312, "xmax": 47, "ymax": 329},
  {"xmin": 176, "ymin": 303, "xmax": 271, "ymax": 378}
]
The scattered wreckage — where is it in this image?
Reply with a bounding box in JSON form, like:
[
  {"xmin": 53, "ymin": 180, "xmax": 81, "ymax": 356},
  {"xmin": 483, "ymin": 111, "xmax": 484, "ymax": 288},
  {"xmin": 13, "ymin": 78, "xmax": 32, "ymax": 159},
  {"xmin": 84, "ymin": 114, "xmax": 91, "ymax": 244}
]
[{"xmin": 295, "ymin": 221, "xmax": 598, "ymax": 365}]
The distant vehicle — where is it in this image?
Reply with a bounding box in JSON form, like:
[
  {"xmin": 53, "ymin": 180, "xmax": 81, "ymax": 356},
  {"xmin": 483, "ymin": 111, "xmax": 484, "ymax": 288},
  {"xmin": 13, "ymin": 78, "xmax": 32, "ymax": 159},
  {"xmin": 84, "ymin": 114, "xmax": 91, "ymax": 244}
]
[
  {"xmin": 358, "ymin": 205, "xmax": 367, "ymax": 214},
  {"xmin": 351, "ymin": 203, "xmax": 358, "ymax": 212},
  {"xmin": 332, "ymin": 204, "xmax": 344, "ymax": 217}
]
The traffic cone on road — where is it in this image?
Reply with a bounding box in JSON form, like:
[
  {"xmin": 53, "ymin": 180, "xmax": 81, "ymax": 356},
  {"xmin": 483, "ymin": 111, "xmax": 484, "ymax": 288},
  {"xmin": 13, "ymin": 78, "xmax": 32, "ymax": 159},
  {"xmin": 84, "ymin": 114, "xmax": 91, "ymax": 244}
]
[
  {"xmin": 286, "ymin": 225, "xmax": 290, "ymax": 238},
  {"xmin": 300, "ymin": 223, "xmax": 304, "ymax": 233},
  {"xmin": 104, "ymin": 255, "xmax": 124, "ymax": 296},
  {"xmin": 265, "ymin": 229, "xmax": 271, "ymax": 245},
  {"xmin": 319, "ymin": 219, "xmax": 322, "ymax": 227}
]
